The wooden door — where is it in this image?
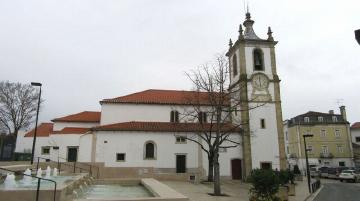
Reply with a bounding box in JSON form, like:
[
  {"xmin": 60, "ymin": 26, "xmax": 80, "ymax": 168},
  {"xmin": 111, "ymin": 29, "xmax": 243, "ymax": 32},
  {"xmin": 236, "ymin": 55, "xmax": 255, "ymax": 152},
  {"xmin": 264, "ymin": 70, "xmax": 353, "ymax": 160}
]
[
  {"xmin": 67, "ymin": 147, "xmax": 78, "ymax": 162},
  {"xmin": 176, "ymin": 155, "xmax": 186, "ymax": 173},
  {"xmin": 231, "ymin": 159, "xmax": 242, "ymax": 180}
]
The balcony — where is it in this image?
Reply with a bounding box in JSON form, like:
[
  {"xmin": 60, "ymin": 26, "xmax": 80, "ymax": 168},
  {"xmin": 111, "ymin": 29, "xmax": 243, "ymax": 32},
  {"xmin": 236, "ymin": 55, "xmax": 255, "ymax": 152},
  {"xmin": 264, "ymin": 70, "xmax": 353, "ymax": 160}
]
[{"xmin": 320, "ymin": 152, "xmax": 334, "ymax": 158}]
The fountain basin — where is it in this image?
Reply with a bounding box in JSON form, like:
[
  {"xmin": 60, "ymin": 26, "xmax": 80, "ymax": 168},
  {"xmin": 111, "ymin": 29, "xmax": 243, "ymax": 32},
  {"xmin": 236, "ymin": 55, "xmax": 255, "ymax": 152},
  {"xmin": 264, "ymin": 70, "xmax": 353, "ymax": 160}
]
[{"xmin": 0, "ymin": 173, "xmax": 89, "ymax": 201}]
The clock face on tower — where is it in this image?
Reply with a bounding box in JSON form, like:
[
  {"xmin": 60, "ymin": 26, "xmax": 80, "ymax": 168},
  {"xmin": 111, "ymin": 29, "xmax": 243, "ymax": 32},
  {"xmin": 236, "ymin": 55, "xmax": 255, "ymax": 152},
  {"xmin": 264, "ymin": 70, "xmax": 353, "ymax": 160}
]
[{"xmin": 251, "ymin": 73, "xmax": 269, "ymax": 90}]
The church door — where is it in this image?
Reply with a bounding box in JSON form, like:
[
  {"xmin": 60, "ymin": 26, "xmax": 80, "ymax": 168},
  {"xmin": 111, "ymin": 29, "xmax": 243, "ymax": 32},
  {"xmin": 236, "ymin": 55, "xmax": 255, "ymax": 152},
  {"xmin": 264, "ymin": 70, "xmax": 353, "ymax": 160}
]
[
  {"xmin": 176, "ymin": 154, "xmax": 186, "ymax": 173},
  {"xmin": 231, "ymin": 159, "xmax": 242, "ymax": 180}
]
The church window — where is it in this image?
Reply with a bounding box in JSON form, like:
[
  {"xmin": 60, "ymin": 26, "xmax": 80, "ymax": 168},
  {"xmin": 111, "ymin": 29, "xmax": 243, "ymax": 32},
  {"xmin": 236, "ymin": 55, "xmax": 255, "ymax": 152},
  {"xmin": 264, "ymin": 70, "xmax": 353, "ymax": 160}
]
[
  {"xmin": 260, "ymin": 119, "xmax": 266, "ymax": 129},
  {"xmin": 116, "ymin": 153, "xmax": 125, "ymax": 161},
  {"xmin": 232, "ymin": 54, "xmax": 238, "ymax": 76},
  {"xmin": 170, "ymin": 110, "xmax": 179, "ymax": 122},
  {"xmin": 253, "ymin": 49, "xmax": 264, "ymax": 71},
  {"xmin": 175, "ymin": 136, "xmax": 187, "ymax": 144},
  {"xmin": 198, "ymin": 111, "xmax": 207, "ymax": 123},
  {"xmin": 144, "ymin": 141, "xmax": 156, "ymax": 159}
]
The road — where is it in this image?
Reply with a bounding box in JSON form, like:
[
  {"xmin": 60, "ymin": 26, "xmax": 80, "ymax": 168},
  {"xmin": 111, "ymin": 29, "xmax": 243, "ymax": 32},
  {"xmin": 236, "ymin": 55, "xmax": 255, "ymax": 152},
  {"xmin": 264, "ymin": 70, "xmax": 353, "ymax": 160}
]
[{"xmin": 314, "ymin": 179, "xmax": 360, "ymax": 201}]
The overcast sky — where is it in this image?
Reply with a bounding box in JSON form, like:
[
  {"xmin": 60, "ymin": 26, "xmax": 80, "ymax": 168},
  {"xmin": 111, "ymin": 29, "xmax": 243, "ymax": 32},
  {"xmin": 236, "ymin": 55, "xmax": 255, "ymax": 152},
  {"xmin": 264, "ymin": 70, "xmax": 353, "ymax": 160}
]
[{"xmin": 0, "ymin": 0, "xmax": 359, "ymax": 126}]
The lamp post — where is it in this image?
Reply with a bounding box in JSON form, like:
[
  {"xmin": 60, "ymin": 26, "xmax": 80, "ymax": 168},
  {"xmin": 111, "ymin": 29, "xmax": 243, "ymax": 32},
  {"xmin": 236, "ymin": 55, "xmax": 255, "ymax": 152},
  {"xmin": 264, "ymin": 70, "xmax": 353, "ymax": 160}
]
[
  {"xmin": 30, "ymin": 82, "xmax": 42, "ymax": 165},
  {"xmin": 303, "ymin": 134, "xmax": 314, "ymax": 193},
  {"xmin": 355, "ymin": 29, "xmax": 360, "ymax": 45}
]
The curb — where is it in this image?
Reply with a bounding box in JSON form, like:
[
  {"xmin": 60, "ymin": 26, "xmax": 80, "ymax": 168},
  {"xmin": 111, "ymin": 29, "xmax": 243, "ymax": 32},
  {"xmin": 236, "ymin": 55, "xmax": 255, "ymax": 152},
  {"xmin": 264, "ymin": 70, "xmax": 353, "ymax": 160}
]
[{"xmin": 304, "ymin": 185, "xmax": 324, "ymax": 201}]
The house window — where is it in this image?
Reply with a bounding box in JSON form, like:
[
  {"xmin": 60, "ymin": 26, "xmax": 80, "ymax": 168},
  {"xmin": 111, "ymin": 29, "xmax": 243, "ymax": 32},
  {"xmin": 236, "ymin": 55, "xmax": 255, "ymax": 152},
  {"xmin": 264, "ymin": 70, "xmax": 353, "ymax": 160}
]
[
  {"xmin": 339, "ymin": 161, "xmax": 345, "ymax": 167},
  {"xmin": 41, "ymin": 147, "xmax": 50, "ymax": 155},
  {"xmin": 304, "ymin": 117, "xmax": 310, "ymax": 123},
  {"xmin": 321, "ymin": 145, "xmax": 329, "ymax": 154},
  {"xmin": 260, "ymin": 162, "xmax": 272, "ymax": 170},
  {"xmin": 232, "ymin": 54, "xmax": 238, "ymax": 76},
  {"xmin": 116, "ymin": 153, "xmax": 126, "ymax": 161},
  {"xmin": 175, "ymin": 136, "xmax": 187, "ymax": 144},
  {"xmin": 170, "ymin": 110, "xmax": 179, "ymax": 122},
  {"xmin": 320, "ymin": 129, "xmax": 327, "ymax": 137},
  {"xmin": 335, "ymin": 129, "xmax": 341, "ymax": 137},
  {"xmin": 318, "ymin": 116, "xmax": 323, "ymax": 122},
  {"xmin": 198, "ymin": 111, "xmax": 207, "ymax": 123},
  {"xmin": 356, "ymin": 137, "xmax": 360, "ymax": 142},
  {"xmin": 253, "ymin": 49, "xmax": 264, "ymax": 71},
  {"xmin": 144, "ymin": 141, "xmax": 156, "ymax": 159},
  {"xmin": 332, "ymin": 116, "xmax": 338, "ymax": 122},
  {"xmin": 337, "ymin": 145, "xmax": 344, "ymax": 153},
  {"xmin": 260, "ymin": 119, "xmax": 266, "ymax": 129},
  {"xmin": 219, "ymin": 147, "xmax": 227, "ymax": 153},
  {"xmin": 307, "ymin": 145, "xmax": 313, "ymax": 153}
]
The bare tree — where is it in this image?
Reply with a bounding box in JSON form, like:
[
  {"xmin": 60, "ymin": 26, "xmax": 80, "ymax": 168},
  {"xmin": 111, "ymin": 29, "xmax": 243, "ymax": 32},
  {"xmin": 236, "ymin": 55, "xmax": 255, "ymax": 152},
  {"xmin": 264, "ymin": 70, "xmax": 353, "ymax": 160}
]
[
  {"xmin": 0, "ymin": 81, "xmax": 40, "ymax": 153},
  {"xmin": 178, "ymin": 54, "xmax": 263, "ymax": 196}
]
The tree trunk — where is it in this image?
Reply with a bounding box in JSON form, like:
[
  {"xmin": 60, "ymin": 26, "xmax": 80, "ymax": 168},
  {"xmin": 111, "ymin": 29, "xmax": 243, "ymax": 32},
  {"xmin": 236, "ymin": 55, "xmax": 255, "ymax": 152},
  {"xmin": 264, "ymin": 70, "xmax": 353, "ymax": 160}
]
[
  {"xmin": 208, "ymin": 155, "xmax": 214, "ymax": 182},
  {"xmin": 213, "ymin": 152, "xmax": 221, "ymax": 195}
]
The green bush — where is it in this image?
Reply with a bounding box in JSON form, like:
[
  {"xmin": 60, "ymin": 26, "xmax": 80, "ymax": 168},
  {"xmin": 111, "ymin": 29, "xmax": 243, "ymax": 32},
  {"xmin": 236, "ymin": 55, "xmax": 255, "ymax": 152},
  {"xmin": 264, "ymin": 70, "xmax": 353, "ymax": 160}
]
[
  {"xmin": 288, "ymin": 170, "xmax": 295, "ymax": 184},
  {"xmin": 278, "ymin": 170, "xmax": 289, "ymax": 186},
  {"xmin": 249, "ymin": 169, "xmax": 280, "ymax": 201}
]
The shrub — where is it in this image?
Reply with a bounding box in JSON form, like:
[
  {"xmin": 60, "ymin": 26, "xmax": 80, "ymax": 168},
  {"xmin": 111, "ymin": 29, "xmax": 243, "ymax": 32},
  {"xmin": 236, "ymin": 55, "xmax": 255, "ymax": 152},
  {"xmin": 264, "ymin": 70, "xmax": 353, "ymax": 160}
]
[
  {"xmin": 288, "ymin": 170, "xmax": 295, "ymax": 184},
  {"xmin": 278, "ymin": 170, "xmax": 289, "ymax": 186},
  {"xmin": 248, "ymin": 169, "xmax": 280, "ymax": 201}
]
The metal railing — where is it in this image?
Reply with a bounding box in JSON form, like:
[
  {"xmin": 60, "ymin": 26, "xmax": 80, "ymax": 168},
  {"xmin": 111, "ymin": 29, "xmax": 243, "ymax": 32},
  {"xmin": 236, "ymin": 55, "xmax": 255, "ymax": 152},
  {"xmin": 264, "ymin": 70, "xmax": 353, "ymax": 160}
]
[
  {"xmin": 36, "ymin": 156, "xmax": 99, "ymax": 178},
  {"xmin": 311, "ymin": 179, "xmax": 321, "ymax": 193},
  {"xmin": 0, "ymin": 167, "xmax": 57, "ymax": 201}
]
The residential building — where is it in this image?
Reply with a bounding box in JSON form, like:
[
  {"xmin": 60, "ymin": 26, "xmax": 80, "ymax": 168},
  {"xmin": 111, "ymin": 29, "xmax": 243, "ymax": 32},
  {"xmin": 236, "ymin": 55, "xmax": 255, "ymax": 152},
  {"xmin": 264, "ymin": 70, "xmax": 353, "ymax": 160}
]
[
  {"xmin": 350, "ymin": 122, "xmax": 360, "ymax": 167},
  {"xmin": 284, "ymin": 106, "xmax": 353, "ymax": 173}
]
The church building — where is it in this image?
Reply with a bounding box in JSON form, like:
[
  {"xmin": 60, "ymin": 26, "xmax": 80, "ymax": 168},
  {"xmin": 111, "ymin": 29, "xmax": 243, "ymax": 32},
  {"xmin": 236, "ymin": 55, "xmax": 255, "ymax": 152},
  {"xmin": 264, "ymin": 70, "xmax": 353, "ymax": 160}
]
[{"xmin": 16, "ymin": 12, "xmax": 285, "ymax": 180}]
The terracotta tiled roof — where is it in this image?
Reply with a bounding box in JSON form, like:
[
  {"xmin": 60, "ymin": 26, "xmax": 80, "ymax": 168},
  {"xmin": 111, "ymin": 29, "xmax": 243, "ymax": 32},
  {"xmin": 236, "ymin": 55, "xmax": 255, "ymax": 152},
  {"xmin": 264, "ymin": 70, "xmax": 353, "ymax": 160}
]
[
  {"xmin": 351, "ymin": 122, "xmax": 360, "ymax": 129},
  {"xmin": 24, "ymin": 123, "xmax": 53, "ymax": 137},
  {"xmin": 100, "ymin": 89, "xmax": 229, "ymax": 106},
  {"xmin": 52, "ymin": 127, "xmax": 89, "ymax": 135},
  {"xmin": 52, "ymin": 111, "xmax": 100, "ymax": 123},
  {"xmin": 92, "ymin": 121, "xmax": 241, "ymax": 133}
]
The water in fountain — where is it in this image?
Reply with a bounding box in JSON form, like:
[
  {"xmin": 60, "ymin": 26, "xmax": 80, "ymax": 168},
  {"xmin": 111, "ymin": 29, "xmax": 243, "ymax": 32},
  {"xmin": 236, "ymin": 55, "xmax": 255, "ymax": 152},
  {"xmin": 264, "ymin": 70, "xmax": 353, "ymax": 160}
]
[
  {"xmin": 84, "ymin": 181, "xmax": 88, "ymax": 187},
  {"xmin": 45, "ymin": 166, "xmax": 51, "ymax": 179},
  {"xmin": 53, "ymin": 168, "xmax": 58, "ymax": 177},
  {"xmin": 4, "ymin": 173, "xmax": 17, "ymax": 189},
  {"xmin": 22, "ymin": 168, "xmax": 33, "ymax": 186},
  {"xmin": 36, "ymin": 168, "xmax": 42, "ymax": 178},
  {"xmin": 73, "ymin": 190, "xmax": 79, "ymax": 198}
]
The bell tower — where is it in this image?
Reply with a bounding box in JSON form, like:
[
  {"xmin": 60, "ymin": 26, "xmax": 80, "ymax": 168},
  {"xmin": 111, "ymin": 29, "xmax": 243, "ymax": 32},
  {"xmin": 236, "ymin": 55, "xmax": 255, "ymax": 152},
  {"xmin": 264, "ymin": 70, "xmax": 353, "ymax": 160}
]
[{"xmin": 226, "ymin": 12, "xmax": 286, "ymax": 178}]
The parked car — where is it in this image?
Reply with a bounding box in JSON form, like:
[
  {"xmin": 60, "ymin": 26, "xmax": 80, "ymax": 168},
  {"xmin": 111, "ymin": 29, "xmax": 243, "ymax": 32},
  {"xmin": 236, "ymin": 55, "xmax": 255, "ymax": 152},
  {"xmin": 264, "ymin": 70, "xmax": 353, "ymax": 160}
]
[
  {"xmin": 319, "ymin": 166, "xmax": 329, "ymax": 178},
  {"xmin": 310, "ymin": 167, "xmax": 320, "ymax": 178},
  {"xmin": 327, "ymin": 167, "xmax": 349, "ymax": 179},
  {"xmin": 339, "ymin": 170, "xmax": 360, "ymax": 182}
]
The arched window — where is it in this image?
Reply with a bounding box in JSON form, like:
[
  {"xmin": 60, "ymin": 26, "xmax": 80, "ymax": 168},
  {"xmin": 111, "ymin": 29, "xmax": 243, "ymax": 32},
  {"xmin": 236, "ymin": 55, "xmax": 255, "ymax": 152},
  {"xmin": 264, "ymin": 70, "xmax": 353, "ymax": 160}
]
[
  {"xmin": 253, "ymin": 49, "xmax": 264, "ymax": 71},
  {"xmin": 144, "ymin": 141, "xmax": 156, "ymax": 159},
  {"xmin": 232, "ymin": 54, "xmax": 238, "ymax": 76},
  {"xmin": 170, "ymin": 110, "xmax": 179, "ymax": 122}
]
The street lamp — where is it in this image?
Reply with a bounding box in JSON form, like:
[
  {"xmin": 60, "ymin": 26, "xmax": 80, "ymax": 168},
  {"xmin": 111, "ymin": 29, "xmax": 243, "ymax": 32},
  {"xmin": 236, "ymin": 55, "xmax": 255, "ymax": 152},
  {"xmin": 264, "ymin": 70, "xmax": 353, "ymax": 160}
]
[
  {"xmin": 303, "ymin": 134, "xmax": 314, "ymax": 193},
  {"xmin": 355, "ymin": 29, "xmax": 360, "ymax": 45},
  {"xmin": 30, "ymin": 82, "xmax": 42, "ymax": 165}
]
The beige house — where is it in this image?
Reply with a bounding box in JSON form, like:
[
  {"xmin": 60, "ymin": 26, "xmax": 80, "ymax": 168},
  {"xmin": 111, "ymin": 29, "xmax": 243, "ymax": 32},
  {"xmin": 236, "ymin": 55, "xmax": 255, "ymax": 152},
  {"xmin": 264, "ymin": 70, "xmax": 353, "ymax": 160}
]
[
  {"xmin": 350, "ymin": 122, "xmax": 360, "ymax": 167},
  {"xmin": 284, "ymin": 106, "xmax": 353, "ymax": 172}
]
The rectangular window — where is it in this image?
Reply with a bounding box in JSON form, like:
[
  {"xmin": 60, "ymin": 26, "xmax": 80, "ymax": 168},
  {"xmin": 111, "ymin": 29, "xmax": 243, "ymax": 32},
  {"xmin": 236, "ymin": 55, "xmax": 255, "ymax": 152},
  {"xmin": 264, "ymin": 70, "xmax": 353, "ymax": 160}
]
[
  {"xmin": 321, "ymin": 145, "xmax": 329, "ymax": 154},
  {"xmin": 175, "ymin": 136, "xmax": 187, "ymax": 144},
  {"xmin": 339, "ymin": 161, "xmax": 345, "ymax": 167},
  {"xmin": 260, "ymin": 162, "xmax": 272, "ymax": 170},
  {"xmin": 356, "ymin": 137, "xmax": 360, "ymax": 142},
  {"xmin": 318, "ymin": 116, "xmax": 324, "ymax": 122},
  {"xmin": 337, "ymin": 145, "xmax": 344, "ymax": 153},
  {"xmin": 304, "ymin": 117, "xmax": 310, "ymax": 123},
  {"xmin": 320, "ymin": 129, "xmax": 327, "ymax": 137},
  {"xmin": 260, "ymin": 119, "xmax": 266, "ymax": 129},
  {"xmin": 116, "ymin": 153, "xmax": 126, "ymax": 162},
  {"xmin": 41, "ymin": 146, "xmax": 50, "ymax": 155},
  {"xmin": 198, "ymin": 112, "xmax": 207, "ymax": 123},
  {"xmin": 335, "ymin": 129, "xmax": 341, "ymax": 137},
  {"xmin": 332, "ymin": 116, "xmax": 338, "ymax": 122}
]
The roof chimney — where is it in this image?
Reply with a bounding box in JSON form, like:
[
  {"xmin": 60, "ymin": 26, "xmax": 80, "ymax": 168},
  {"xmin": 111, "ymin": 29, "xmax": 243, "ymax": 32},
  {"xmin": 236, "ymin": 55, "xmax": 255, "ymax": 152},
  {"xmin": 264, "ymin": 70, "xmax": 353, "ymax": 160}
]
[
  {"xmin": 329, "ymin": 110, "xmax": 334, "ymax": 114},
  {"xmin": 340, "ymin": 106, "xmax": 347, "ymax": 121}
]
